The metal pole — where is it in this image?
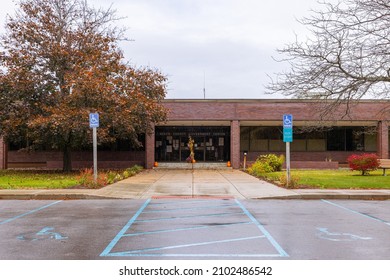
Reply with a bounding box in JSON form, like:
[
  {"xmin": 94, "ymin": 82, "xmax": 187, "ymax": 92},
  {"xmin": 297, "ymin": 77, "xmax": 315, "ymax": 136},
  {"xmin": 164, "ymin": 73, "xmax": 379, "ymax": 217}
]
[
  {"xmin": 286, "ymin": 142, "xmax": 291, "ymax": 187},
  {"xmin": 93, "ymin": 127, "xmax": 97, "ymax": 182}
]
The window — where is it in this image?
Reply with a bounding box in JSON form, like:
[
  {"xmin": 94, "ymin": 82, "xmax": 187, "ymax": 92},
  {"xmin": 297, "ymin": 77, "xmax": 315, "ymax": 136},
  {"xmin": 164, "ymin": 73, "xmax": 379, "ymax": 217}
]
[
  {"xmin": 241, "ymin": 126, "xmax": 369, "ymax": 152},
  {"xmin": 326, "ymin": 127, "xmax": 364, "ymax": 151}
]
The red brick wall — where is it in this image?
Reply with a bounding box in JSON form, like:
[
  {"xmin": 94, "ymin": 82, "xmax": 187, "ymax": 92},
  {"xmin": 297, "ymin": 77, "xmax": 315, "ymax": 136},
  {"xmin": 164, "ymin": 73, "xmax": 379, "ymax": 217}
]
[
  {"xmin": 163, "ymin": 99, "xmax": 390, "ymax": 122},
  {"xmin": 7, "ymin": 150, "xmax": 145, "ymax": 169},
  {"xmin": 230, "ymin": 120, "xmax": 240, "ymax": 168},
  {"xmin": 377, "ymin": 121, "xmax": 389, "ymax": 159},
  {"xmin": 3, "ymin": 100, "xmax": 390, "ymax": 170},
  {"xmin": 162, "ymin": 100, "xmax": 390, "ymax": 167},
  {"xmin": 145, "ymin": 125, "xmax": 155, "ymax": 169}
]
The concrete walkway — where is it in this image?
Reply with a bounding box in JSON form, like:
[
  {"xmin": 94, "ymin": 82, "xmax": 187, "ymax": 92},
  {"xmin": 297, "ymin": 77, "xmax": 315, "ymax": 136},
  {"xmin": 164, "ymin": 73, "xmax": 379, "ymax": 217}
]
[
  {"xmin": 92, "ymin": 169, "xmax": 299, "ymax": 199},
  {"xmin": 1, "ymin": 169, "xmax": 390, "ymax": 200}
]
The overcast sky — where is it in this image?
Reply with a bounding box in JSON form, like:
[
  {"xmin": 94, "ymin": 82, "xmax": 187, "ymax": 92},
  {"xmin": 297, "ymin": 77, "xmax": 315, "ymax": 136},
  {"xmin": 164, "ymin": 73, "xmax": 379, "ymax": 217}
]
[{"xmin": 0, "ymin": 0, "xmax": 324, "ymax": 99}]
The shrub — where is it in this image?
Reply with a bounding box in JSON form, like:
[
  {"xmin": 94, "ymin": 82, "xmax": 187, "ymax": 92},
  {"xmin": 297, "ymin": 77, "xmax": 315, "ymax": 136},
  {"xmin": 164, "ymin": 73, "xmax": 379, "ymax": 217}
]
[
  {"xmin": 248, "ymin": 160, "xmax": 274, "ymax": 176},
  {"xmin": 257, "ymin": 154, "xmax": 285, "ymax": 172},
  {"xmin": 107, "ymin": 171, "xmax": 118, "ymax": 184},
  {"xmin": 126, "ymin": 165, "xmax": 143, "ymax": 173},
  {"xmin": 105, "ymin": 165, "xmax": 144, "ymax": 185},
  {"xmin": 347, "ymin": 153, "xmax": 379, "ymax": 175},
  {"xmin": 77, "ymin": 168, "xmax": 108, "ymax": 188},
  {"xmin": 247, "ymin": 154, "xmax": 285, "ymax": 177},
  {"xmin": 279, "ymin": 174, "xmax": 300, "ymax": 188}
]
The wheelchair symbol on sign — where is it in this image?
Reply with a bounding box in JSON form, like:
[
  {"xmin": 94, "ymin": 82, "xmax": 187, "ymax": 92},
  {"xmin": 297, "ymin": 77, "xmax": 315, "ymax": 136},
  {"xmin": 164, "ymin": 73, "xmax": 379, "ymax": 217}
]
[
  {"xmin": 89, "ymin": 113, "xmax": 99, "ymax": 128},
  {"xmin": 283, "ymin": 115, "xmax": 292, "ymax": 126},
  {"xmin": 91, "ymin": 115, "xmax": 98, "ymax": 124}
]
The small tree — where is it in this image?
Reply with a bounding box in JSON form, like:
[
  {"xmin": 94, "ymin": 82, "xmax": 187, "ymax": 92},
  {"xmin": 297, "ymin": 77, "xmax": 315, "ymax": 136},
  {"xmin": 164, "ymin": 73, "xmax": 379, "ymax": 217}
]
[{"xmin": 347, "ymin": 153, "xmax": 379, "ymax": 175}]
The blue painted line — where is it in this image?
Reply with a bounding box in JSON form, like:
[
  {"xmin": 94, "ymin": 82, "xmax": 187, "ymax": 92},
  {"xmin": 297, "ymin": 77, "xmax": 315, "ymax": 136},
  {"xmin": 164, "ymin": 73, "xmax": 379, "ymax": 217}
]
[
  {"xmin": 136, "ymin": 211, "xmax": 245, "ymax": 223},
  {"xmin": 108, "ymin": 236, "xmax": 266, "ymax": 256},
  {"xmin": 123, "ymin": 221, "xmax": 254, "ymax": 237},
  {"xmin": 100, "ymin": 199, "xmax": 151, "ymax": 257},
  {"xmin": 107, "ymin": 253, "xmax": 282, "ymax": 258},
  {"xmin": 322, "ymin": 200, "xmax": 390, "ymax": 227},
  {"xmin": 142, "ymin": 203, "xmax": 237, "ymax": 213},
  {"xmin": 235, "ymin": 199, "xmax": 289, "ymax": 257},
  {"xmin": 150, "ymin": 199, "xmax": 232, "ymax": 207},
  {"xmin": 101, "ymin": 198, "xmax": 289, "ymax": 258},
  {"xmin": 0, "ymin": 201, "xmax": 62, "ymax": 225}
]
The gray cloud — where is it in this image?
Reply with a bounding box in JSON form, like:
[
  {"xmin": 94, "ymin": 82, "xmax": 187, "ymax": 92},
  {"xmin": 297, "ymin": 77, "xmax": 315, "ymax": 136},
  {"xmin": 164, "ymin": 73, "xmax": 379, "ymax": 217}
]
[{"xmin": 2, "ymin": 0, "xmax": 321, "ymax": 99}]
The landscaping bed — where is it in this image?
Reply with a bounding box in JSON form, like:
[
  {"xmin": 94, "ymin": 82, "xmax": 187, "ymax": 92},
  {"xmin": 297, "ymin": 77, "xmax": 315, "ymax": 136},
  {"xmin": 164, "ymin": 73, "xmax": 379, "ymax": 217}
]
[
  {"xmin": 0, "ymin": 165, "xmax": 143, "ymax": 189},
  {"xmin": 254, "ymin": 169, "xmax": 390, "ymax": 189}
]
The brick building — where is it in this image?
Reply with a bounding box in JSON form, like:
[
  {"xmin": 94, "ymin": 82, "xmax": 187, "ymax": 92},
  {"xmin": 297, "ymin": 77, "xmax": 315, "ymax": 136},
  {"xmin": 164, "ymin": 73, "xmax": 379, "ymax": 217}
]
[{"xmin": 1, "ymin": 99, "xmax": 389, "ymax": 169}]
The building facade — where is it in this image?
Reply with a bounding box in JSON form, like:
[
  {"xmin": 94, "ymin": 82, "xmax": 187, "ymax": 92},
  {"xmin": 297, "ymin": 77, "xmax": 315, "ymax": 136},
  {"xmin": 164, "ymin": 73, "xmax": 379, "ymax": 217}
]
[{"xmin": 1, "ymin": 99, "xmax": 389, "ymax": 169}]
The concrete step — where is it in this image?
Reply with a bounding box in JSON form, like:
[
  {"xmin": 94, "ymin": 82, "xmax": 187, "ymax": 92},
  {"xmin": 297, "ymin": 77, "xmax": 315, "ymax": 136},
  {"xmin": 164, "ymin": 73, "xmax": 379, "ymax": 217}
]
[{"xmin": 155, "ymin": 162, "xmax": 232, "ymax": 170}]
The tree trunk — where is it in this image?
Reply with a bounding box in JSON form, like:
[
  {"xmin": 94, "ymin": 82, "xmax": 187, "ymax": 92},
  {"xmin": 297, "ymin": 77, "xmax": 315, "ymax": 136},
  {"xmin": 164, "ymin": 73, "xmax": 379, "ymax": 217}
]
[{"xmin": 63, "ymin": 145, "xmax": 72, "ymax": 172}]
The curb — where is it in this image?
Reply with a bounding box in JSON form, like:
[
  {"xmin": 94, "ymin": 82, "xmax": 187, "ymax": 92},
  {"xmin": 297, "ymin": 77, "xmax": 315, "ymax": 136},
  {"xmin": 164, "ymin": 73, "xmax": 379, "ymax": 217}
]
[
  {"xmin": 1, "ymin": 193, "xmax": 390, "ymax": 200},
  {"xmin": 257, "ymin": 194, "xmax": 390, "ymax": 200}
]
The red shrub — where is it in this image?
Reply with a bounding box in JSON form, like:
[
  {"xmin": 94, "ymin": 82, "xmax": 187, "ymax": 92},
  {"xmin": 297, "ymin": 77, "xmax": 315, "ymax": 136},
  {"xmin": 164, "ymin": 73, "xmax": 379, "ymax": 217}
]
[
  {"xmin": 77, "ymin": 168, "xmax": 108, "ymax": 188},
  {"xmin": 347, "ymin": 153, "xmax": 379, "ymax": 175}
]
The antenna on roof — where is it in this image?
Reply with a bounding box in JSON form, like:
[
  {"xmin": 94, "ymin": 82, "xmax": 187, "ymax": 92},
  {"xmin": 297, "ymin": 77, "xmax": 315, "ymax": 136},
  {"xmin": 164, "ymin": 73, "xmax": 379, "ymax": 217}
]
[{"xmin": 203, "ymin": 71, "xmax": 206, "ymax": 99}]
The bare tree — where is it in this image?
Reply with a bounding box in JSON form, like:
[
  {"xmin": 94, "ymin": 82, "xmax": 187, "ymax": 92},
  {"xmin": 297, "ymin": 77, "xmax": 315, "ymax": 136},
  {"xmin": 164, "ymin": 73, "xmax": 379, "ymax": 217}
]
[{"xmin": 267, "ymin": 0, "xmax": 390, "ymax": 118}]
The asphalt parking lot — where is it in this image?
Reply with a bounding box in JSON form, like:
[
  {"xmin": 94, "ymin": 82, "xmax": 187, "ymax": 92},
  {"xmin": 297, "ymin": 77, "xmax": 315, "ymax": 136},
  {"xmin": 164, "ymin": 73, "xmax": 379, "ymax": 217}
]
[{"xmin": 0, "ymin": 199, "xmax": 389, "ymax": 260}]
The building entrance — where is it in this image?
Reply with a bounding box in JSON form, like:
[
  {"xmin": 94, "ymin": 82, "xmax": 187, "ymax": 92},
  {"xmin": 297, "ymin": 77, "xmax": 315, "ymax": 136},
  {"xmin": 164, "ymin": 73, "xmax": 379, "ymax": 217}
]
[{"xmin": 155, "ymin": 126, "xmax": 230, "ymax": 162}]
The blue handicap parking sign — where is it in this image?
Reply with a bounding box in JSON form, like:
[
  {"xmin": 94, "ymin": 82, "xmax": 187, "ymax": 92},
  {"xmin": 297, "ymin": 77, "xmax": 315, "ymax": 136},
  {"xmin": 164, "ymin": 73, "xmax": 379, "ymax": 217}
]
[
  {"xmin": 283, "ymin": 114, "xmax": 293, "ymax": 142},
  {"xmin": 283, "ymin": 114, "xmax": 293, "ymax": 128},
  {"xmin": 89, "ymin": 113, "xmax": 99, "ymax": 128}
]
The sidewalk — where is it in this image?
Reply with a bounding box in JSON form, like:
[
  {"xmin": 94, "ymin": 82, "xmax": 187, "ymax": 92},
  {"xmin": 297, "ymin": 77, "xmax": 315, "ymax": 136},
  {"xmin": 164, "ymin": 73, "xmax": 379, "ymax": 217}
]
[{"xmin": 1, "ymin": 169, "xmax": 390, "ymax": 200}]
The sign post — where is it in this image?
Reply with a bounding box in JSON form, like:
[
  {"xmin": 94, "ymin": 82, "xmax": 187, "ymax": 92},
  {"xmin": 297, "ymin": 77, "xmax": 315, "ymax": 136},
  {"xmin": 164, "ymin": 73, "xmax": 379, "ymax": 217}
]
[
  {"xmin": 283, "ymin": 114, "xmax": 293, "ymax": 187},
  {"xmin": 89, "ymin": 113, "xmax": 99, "ymax": 182}
]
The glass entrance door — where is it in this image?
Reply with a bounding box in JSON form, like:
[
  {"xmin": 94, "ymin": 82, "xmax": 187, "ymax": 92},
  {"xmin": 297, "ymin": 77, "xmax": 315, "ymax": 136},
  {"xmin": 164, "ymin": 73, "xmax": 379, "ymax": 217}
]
[{"xmin": 155, "ymin": 126, "xmax": 230, "ymax": 162}]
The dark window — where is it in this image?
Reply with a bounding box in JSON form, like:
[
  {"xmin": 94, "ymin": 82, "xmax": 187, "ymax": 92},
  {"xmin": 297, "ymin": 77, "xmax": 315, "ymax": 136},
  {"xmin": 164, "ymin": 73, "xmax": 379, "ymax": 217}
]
[{"xmin": 327, "ymin": 127, "xmax": 364, "ymax": 151}]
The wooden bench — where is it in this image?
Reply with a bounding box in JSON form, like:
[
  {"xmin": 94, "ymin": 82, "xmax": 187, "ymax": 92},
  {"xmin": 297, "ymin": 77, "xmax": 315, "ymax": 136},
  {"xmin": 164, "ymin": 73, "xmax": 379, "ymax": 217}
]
[{"xmin": 378, "ymin": 159, "xmax": 390, "ymax": 176}]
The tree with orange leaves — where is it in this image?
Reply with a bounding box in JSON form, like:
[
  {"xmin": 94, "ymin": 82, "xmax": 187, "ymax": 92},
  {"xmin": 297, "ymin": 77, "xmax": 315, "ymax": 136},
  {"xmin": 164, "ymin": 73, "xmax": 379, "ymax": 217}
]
[{"xmin": 0, "ymin": 0, "xmax": 168, "ymax": 171}]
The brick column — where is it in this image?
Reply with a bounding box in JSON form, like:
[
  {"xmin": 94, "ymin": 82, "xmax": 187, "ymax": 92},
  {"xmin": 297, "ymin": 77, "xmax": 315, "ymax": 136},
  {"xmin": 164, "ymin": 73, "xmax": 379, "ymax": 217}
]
[
  {"xmin": 230, "ymin": 120, "xmax": 240, "ymax": 169},
  {"xmin": 377, "ymin": 121, "xmax": 389, "ymax": 159},
  {"xmin": 145, "ymin": 124, "xmax": 155, "ymax": 169},
  {"xmin": 0, "ymin": 137, "xmax": 7, "ymax": 169}
]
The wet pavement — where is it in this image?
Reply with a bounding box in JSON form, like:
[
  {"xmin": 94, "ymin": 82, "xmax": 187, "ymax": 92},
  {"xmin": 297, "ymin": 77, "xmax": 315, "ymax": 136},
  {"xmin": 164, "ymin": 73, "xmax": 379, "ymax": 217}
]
[
  {"xmin": 0, "ymin": 199, "xmax": 389, "ymax": 259},
  {"xmin": 1, "ymin": 169, "xmax": 390, "ymax": 200}
]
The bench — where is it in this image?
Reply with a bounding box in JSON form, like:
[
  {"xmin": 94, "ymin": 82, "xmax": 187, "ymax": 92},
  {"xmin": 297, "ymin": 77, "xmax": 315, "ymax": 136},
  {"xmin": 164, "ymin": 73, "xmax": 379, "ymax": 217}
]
[{"xmin": 378, "ymin": 159, "xmax": 390, "ymax": 176}]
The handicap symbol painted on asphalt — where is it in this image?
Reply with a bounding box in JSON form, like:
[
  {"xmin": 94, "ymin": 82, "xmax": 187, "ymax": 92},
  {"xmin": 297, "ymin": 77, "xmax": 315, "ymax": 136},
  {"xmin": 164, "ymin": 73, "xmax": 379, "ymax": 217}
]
[
  {"xmin": 17, "ymin": 227, "xmax": 68, "ymax": 241},
  {"xmin": 316, "ymin": 227, "xmax": 372, "ymax": 242}
]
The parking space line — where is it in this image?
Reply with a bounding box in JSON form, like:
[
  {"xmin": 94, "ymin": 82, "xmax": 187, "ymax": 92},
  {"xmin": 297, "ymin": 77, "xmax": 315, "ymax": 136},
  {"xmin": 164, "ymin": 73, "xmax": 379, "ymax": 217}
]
[
  {"xmin": 110, "ymin": 236, "xmax": 266, "ymax": 256},
  {"xmin": 108, "ymin": 253, "xmax": 282, "ymax": 258},
  {"xmin": 142, "ymin": 203, "xmax": 236, "ymax": 213},
  {"xmin": 123, "ymin": 221, "xmax": 254, "ymax": 237},
  {"xmin": 235, "ymin": 199, "xmax": 289, "ymax": 257},
  {"xmin": 100, "ymin": 199, "xmax": 151, "ymax": 257},
  {"xmin": 322, "ymin": 200, "xmax": 390, "ymax": 227},
  {"xmin": 101, "ymin": 198, "xmax": 288, "ymax": 258},
  {"xmin": 150, "ymin": 199, "xmax": 233, "ymax": 206},
  {"xmin": 136, "ymin": 211, "xmax": 245, "ymax": 223},
  {"xmin": 0, "ymin": 201, "xmax": 62, "ymax": 225}
]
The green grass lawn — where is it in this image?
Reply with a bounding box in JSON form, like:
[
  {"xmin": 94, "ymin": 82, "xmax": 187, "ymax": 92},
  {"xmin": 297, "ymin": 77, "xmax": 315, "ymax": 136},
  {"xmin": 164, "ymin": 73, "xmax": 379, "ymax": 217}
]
[
  {"xmin": 258, "ymin": 169, "xmax": 390, "ymax": 189},
  {"xmin": 0, "ymin": 170, "xmax": 79, "ymax": 189}
]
